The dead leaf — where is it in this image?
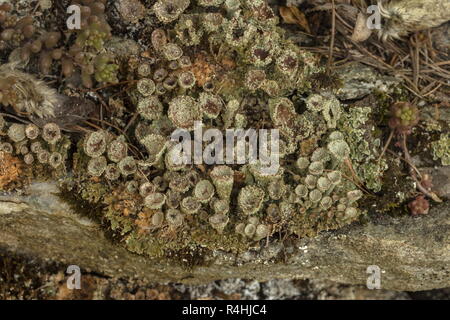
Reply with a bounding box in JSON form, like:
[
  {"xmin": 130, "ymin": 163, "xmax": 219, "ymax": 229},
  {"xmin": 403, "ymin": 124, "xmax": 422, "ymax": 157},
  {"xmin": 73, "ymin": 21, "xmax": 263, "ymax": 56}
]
[
  {"xmin": 279, "ymin": 6, "xmax": 311, "ymax": 34},
  {"xmin": 351, "ymin": 12, "xmax": 372, "ymax": 42}
]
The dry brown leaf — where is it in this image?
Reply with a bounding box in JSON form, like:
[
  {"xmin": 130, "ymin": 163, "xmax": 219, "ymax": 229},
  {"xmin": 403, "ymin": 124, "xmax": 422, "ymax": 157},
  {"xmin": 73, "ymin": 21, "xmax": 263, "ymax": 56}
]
[
  {"xmin": 351, "ymin": 12, "xmax": 372, "ymax": 42},
  {"xmin": 279, "ymin": 6, "xmax": 311, "ymax": 33}
]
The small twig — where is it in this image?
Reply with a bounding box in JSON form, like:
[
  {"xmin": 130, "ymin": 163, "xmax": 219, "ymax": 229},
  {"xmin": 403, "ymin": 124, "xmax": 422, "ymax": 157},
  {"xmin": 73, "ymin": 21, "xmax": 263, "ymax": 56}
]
[
  {"xmin": 343, "ymin": 158, "xmax": 372, "ymax": 195},
  {"xmin": 79, "ymin": 80, "xmax": 138, "ymax": 93},
  {"xmin": 327, "ymin": 0, "xmax": 336, "ymax": 74},
  {"xmin": 378, "ymin": 129, "xmax": 394, "ymax": 162},
  {"xmin": 0, "ymin": 113, "xmax": 31, "ymax": 124},
  {"xmin": 124, "ymin": 112, "xmax": 138, "ymax": 133}
]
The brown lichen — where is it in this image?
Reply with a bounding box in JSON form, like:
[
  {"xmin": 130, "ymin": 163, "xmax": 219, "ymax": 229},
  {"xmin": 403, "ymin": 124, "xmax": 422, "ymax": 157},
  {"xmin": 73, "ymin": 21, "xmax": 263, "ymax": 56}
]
[{"xmin": 0, "ymin": 151, "xmax": 23, "ymax": 189}]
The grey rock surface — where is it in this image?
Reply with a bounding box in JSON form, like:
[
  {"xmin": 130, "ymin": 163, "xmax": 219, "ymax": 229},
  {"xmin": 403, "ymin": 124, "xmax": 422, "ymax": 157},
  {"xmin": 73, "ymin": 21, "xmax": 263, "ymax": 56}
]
[
  {"xmin": 422, "ymin": 166, "xmax": 450, "ymax": 199},
  {"xmin": 0, "ymin": 183, "xmax": 449, "ymax": 292},
  {"xmin": 336, "ymin": 62, "xmax": 400, "ymax": 100}
]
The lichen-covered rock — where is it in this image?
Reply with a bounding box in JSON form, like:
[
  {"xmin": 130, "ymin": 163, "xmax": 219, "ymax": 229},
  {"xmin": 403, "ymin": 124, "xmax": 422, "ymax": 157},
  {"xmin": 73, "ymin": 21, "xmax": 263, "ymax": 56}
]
[{"xmin": 335, "ymin": 62, "xmax": 400, "ymax": 100}]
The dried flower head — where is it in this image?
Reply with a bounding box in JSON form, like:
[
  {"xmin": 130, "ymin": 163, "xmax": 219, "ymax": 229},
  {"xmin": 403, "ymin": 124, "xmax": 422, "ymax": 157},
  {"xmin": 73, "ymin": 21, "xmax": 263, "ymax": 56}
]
[
  {"xmin": 165, "ymin": 208, "xmax": 184, "ymax": 227},
  {"xmin": 165, "ymin": 189, "xmax": 181, "ymax": 208},
  {"xmin": 169, "ymin": 174, "xmax": 191, "ymax": 193},
  {"xmin": 177, "ymin": 71, "xmax": 196, "ymax": 89},
  {"xmin": 327, "ymin": 132, "xmax": 350, "ymax": 161},
  {"xmin": 151, "ymin": 28, "xmax": 167, "ymax": 51},
  {"xmin": 153, "ymin": 0, "xmax": 190, "ymax": 24},
  {"xmin": 268, "ymin": 179, "xmax": 286, "ymax": 200},
  {"xmin": 199, "ymin": 92, "xmax": 223, "ymax": 119},
  {"xmin": 0, "ymin": 142, "xmax": 13, "ymax": 153},
  {"xmin": 245, "ymin": 69, "xmax": 266, "ymax": 91},
  {"xmin": 276, "ymin": 49, "xmax": 299, "ymax": 75},
  {"xmin": 254, "ymin": 224, "xmax": 269, "ymax": 241},
  {"xmin": 137, "ymin": 78, "xmax": 156, "ymax": 96},
  {"xmin": 23, "ymin": 153, "xmax": 34, "ymax": 165},
  {"xmin": 163, "ymin": 43, "xmax": 183, "ymax": 61},
  {"xmin": 104, "ymin": 164, "xmax": 121, "ymax": 180},
  {"xmin": 36, "ymin": 149, "xmax": 50, "ymax": 164},
  {"xmin": 49, "ymin": 152, "xmax": 63, "ymax": 168},
  {"xmin": 212, "ymin": 199, "xmax": 230, "ymax": 215},
  {"xmin": 140, "ymin": 134, "xmax": 167, "ymax": 164}
]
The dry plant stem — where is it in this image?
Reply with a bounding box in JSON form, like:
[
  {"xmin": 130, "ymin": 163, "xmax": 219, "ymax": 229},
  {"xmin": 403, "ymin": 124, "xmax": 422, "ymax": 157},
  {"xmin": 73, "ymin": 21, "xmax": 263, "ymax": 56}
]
[
  {"xmin": 0, "ymin": 113, "xmax": 31, "ymax": 124},
  {"xmin": 327, "ymin": 0, "xmax": 336, "ymax": 74},
  {"xmin": 378, "ymin": 129, "xmax": 394, "ymax": 162},
  {"xmin": 124, "ymin": 112, "xmax": 138, "ymax": 133},
  {"xmin": 400, "ymin": 134, "xmax": 442, "ymax": 203}
]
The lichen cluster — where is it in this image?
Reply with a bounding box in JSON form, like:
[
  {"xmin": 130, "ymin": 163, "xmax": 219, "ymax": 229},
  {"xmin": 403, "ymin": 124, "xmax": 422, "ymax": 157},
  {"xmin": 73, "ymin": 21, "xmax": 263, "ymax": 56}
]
[
  {"xmin": 54, "ymin": 0, "xmax": 376, "ymax": 257},
  {"xmin": 1, "ymin": 0, "xmax": 436, "ymax": 259},
  {"xmin": 0, "ymin": 67, "xmax": 59, "ymax": 118},
  {"xmin": 0, "ymin": 116, "xmax": 70, "ymax": 183},
  {"xmin": 431, "ymin": 133, "xmax": 450, "ymax": 166}
]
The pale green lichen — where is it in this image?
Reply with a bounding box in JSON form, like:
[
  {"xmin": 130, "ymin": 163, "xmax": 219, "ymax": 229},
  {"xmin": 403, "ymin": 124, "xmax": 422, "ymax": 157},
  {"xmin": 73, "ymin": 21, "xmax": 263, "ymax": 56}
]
[
  {"xmin": 431, "ymin": 133, "xmax": 450, "ymax": 166},
  {"xmin": 337, "ymin": 106, "xmax": 387, "ymax": 192}
]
